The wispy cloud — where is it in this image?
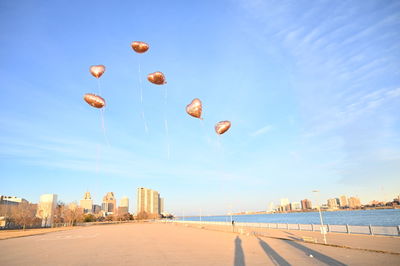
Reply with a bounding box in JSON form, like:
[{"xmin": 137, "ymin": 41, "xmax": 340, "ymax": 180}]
[{"xmin": 249, "ymin": 125, "xmax": 273, "ymax": 137}]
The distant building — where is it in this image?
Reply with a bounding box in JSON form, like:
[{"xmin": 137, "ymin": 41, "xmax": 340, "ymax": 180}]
[
  {"xmin": 348, "ymin": 197, "xmax": 361, "ymax": 209},
  {"xmin": 79, "ymin": 192, "xmax": 93, "ymax": 213},
  {"xmin": 301, "ymin": 199, "xmax": 312, "ymax": 210},
  {"xmin": 339, "ymin": 195, "xmax": 348, "ymax": 208},
  {"xmin": 36, "ymin": 194, "xmax": 57, "ymax": 227},
  {"xmin": 280, "ymin": 198, "xmax": 290, "ymax": 211},
  {"xmin": 0, "ymin": 195, "xmax": 28, "ymax": 205},
  {"xmin": 118, "ymin": 197, "xmax": 129, "ymax": 214},
  {"xmin": 159, "ymin": 198, "xmax": 164, "ymax": 214},
  {"xmin": 327, "ymin": 198, "xmax": 339, "ymax": 209},
  {"xmin": 267, "ymin": 202, "xmax": 275, "ymax": 212},
  {"xmin": 137, "ymin": 187, "xmax": 160, "ymax": 216},
  {"xmin": 102, "ymin": 192, "xmax": 117, "ymax": 216},
  {"xmin": 290, "ymin": 202, "xmax": 301, "ymax": 211},
  {"xmin": 280, "ymin": 198, "xmax": 289, "ymax": 206},
  {"xmin": 92, "ymin": 204, "xmax": 101, "ymax": 214}
]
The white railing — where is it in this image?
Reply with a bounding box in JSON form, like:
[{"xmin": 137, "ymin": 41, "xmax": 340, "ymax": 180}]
[{"xmin": 161, "ymin": 220, "xmax": 400, "ymax": 236}]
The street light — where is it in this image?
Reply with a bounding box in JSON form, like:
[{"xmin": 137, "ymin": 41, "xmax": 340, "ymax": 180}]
[{"xmin": 312, "ymin": 190, "xmax": 327, "ymax": 244}]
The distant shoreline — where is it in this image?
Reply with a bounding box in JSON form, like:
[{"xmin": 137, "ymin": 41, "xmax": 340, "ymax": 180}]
[{"xmin": 180, "ymin": 206, "xmax": 400, "ymax": 218}]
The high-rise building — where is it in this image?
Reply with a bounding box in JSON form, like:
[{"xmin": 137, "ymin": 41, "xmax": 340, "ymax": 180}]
[
  {"xmin": 327, "ymin": 198, "xmax": 339, "ymax": 209},
  {"xmin": 118, "ymin": 197, "xmax": 129, "ymax": 214},
  {"xmin": 339, "ymin": 195, "xmax": 348, "ymax": 207},
  {"xmin": 348, "ymin": 197, "xmax": 361, "ymax": 209},
  {"xmin": 93, "ymin": 204, "xmax": 101, "ymax": 214},
  {"xmin": 79, "ymin": 192, "xmax": 93, "ymax": 213},
  {"xmin": 36, "ymin": 194, "xmax": 57, "ymax": 227},
  {"xmin": 102, "ymin": 192, "xmax": 117, "ymax": 216},
  {"xmin": 137, "ymin": 187, "xmax": 160, "ymax": 215},
  {"xmin": 301, "ymin": 199, "xmax": 312, "ymax": 210}
]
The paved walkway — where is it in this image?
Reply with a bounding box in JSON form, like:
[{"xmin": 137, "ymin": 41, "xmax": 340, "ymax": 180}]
[
  {"xmin": 177, "ymin": 222, "xmax": 400, "ymax": 254},
  {"xmin": 0, "ymin": 223, "xmax": 399, "ymax": 265}
]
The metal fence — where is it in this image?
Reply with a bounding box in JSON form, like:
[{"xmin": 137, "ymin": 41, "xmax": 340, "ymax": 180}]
[{"xmin": 164, "ymin": 220, "xmax": 400, "ymax": 236}]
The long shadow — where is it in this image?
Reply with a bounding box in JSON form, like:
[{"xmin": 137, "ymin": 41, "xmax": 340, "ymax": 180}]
[
  {"xmin": 234, "ymin": 236, "xmax": 245, "ymax": 266},
  {"xmin": 257, "ymin": 237, "xmax": 290, "ymax": 266},
  {"xmin": 284, "ymin": 239, "xmax": 346, "ymax": 266}
]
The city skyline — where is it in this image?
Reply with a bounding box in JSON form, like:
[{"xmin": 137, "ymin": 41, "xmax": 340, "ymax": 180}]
[
  {"xmin": 1, "ymin": 1, "xmax": 399, "ymax": 214},
  {"xmin": 2, "ymin": 191, "xmax": 398, "ymax": 216}
]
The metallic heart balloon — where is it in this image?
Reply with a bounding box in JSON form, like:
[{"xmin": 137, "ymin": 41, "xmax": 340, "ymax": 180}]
[
  {"xmin": 83, "ymin": 93, "xmax": 106, "ymax": 108},
  {"xmin": 186, "ymin": 98, "xmax": 202, "ymax": 119},
  {"xmin": 90, "ymin": 65, "xmax": 105, "ymax": 78},
  {"xmin": 147, "ymin": 72, "xmax": 166, "ymax": 85},
  {"xmin": 131, "ymin": 41, "xmax": 149, "ymax": 53},
  {"xmin": 215, "ymin": 121, "xmax": 231, "ymax": 135}
]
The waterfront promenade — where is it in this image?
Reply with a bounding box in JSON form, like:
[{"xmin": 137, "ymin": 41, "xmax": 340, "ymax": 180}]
[{"xmin": 0, "ymin": 222, "xmax": 399, "ymax": 265}]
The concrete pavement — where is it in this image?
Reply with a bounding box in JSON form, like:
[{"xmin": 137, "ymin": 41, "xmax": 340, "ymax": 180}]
[{"xmin": 0, "ymin": 223, "xmax": 399, "ymax": 265}]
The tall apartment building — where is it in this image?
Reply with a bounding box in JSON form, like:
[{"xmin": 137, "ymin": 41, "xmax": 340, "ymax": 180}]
[
  {"xmin": 36, "ymin": 194, "xmax": 58, "ymax": 227},
  {"xmin": 339, "ymin": 195, "xmax": 348, "ymax": 207},
  {"xmin": 102, "ymin": 192, "xmax": 117, "ymax": 215},
  {"xmin": 348, "ymin": 197, "xmax": 361, "ymax": 209},
  {"xmin": 79, "ymin": 192, "xmax": 93, "ymax": 213},
  {"xmin": 137, "ymin": 187, "xmax": 160, "ymax": 215},
  {"xmin": 301, "ymin": 199, "xmax": 312, "ymax": 210},
  {"xmin": 118, "ymin": 197, "xmax": 129, "ymax": 214}
]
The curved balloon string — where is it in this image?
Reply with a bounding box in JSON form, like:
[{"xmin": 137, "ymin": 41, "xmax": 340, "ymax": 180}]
[
  {"xmin": 138, "ymin": 58, "xmax": 143, "ymax": 104},
  {"xmin": 164, "ymin": 86, "xmax": 170, "ymax": 159},
  {"xmin": 137, "ymin": 57, "xmax": 149, "ymax": 133},
  {"xmin": 165, "ymin": 119, "xmax": 170, "ymax": 159},
  {"xmin": 96, "ymin": 144, "xmax": 100, "ymax": 174},
  {"xmin": 100, "ymin": 108, "xmax": 110, "ymax": 147}
]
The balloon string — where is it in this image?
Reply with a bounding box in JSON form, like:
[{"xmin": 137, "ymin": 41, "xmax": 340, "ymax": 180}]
[
  {"xmin": 164, "ymin": 86, "xmax": 170, "ymax": 159},
  {"xmin": 138, "ymin": 58, "xmax": 148, "ymax": 133},
  {"xmin": 100, "ymin": 108, "xmax": 110, "ymax": 147},
  {"xmin": 96, "ymin": 144, "xmax": 100, "ymax": 174},
  {"xmin": 165, "ymin": 119, "xmax": 170, "ymax": 159},
  {"xmin": 138, "ymin": 60, "xmax": 143, "ymax": 104}
]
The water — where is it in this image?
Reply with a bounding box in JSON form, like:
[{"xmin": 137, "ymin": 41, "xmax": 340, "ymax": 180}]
[{"xmin": 178, "ymin": 209, "xmax": 400, "ymax": 226}]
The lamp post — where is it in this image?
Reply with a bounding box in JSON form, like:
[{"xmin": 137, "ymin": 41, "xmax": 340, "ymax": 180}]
[
  {"xmin": 229, "ymin": 205, "xmax": 233, "ymax": 223},
  {"xmin": 312, "ymin": 190, "xmax": 327, "ymax": 244}
]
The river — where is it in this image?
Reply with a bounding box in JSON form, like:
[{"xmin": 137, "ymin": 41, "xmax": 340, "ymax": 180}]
[{"xmin": 178, "ymin": 209, "xmax": 400, "ymax": 226}]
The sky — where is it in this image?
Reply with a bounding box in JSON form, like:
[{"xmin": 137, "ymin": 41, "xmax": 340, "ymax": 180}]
[{"xmin": 0, "ymin": 0, "xmax": 399, "ymax": 215}]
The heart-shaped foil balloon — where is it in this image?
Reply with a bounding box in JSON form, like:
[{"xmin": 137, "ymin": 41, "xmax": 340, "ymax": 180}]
[
  {"xmin": 147, "ymin": 72, "xmax": 166, "ymax": 85},
  {"xmin": 186, "ymin": 98, "xmax": 202, "ymax": 119},
  {"xmin": 131, "ymin": 41, "xmax": 149, "ymax": 53},
  {"xmin": 90, "ymin": 65, "xmax": 105, "ymax": 78},
  {"xmin": 215, "ymin": 121, "xmax": 231, "ymax": 135},
  {"xmin": 83, "ymin": 93, "xmax": 106, "ymax": 108}
]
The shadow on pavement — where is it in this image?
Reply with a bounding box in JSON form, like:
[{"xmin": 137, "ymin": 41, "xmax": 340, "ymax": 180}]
[
  {"xmin": 257, "ymin": 237, "xmax": 290, "ymax": 266},
  {"xmin": 234, "ymin": 236, "xmax": 245, "ymax": 266},
  {"xmin": 283, "ymin": 231, "xmax": 299, "ymax": 238},
  {"xmin": 284, "ymin": 238, "xmax": 346, "ymax": 266}
]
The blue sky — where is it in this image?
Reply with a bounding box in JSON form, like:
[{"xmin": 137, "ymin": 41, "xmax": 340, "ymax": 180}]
[{"xmin": 1, "ymin": 0, "xmax": 399, "ymax": 215}]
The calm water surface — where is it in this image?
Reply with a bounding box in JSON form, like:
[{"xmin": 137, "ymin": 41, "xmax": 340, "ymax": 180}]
[{"xmin": 179, "ymin": 209, "xmax": 400, "ymax": 226}]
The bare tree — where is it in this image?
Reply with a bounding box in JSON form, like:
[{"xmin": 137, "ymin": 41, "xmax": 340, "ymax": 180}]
[
  {"xmin": 53, "ymin": 202, "xmax": 65, "ymax": 225},
  {"xmin": 63, "ymin": 203, "xmax": 83, "ymax": 226},
  {"xmin": 11, "ymin": 202, "xmax": 38, "ymax": 230}
]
